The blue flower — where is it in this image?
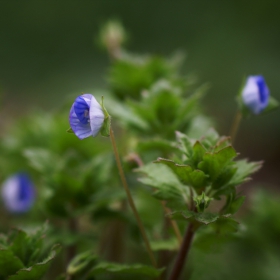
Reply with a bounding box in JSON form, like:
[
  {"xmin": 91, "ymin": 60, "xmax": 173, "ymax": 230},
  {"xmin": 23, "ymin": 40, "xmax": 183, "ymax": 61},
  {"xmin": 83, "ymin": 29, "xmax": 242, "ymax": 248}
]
[
  {"xmin": 1, "ymin": 173, "xmax": 35, "ymax": 213},
  {"xmin": 241, "ymin": 75, "xmax": 270, "ymax": 114},
  {"xmin": 69, "ymin": 94, "xmax": 105, "ymax": 139}
]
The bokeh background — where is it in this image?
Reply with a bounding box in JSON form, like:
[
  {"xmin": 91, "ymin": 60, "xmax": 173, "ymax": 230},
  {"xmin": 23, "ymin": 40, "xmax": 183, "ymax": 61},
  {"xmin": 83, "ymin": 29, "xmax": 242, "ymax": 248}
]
[{"xmin": 0, "ymin": 1, "xmax": 279, "ymax": 185}]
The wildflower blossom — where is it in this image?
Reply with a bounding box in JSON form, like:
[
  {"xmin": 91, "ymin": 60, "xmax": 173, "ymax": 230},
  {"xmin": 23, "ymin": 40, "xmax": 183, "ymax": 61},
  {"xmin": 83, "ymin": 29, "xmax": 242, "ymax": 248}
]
[
  {"xmin": 241, "ymin": 75, "xmax": 270, "ymax": 114},
  {"xmin": 69, "ymin": 94, "xmax": 105, "ymax": 139},
  {"xmin": 1, "ymin": 173, "xmax": 35, "ymax": 213}
]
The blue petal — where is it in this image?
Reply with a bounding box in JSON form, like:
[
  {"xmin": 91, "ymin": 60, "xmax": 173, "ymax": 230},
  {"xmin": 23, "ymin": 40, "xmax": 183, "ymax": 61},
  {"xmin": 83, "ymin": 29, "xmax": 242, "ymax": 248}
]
[
  {"xmin": 74, "ymin": 96, "xmax": 90, "ymax": 124},
  {"xmin": 255, "ymin": 75, "xmax": 269, "ymax": 110},
  {"xmin": 69, "ymin": 104, "xmax": 93, "ymax": 139}
]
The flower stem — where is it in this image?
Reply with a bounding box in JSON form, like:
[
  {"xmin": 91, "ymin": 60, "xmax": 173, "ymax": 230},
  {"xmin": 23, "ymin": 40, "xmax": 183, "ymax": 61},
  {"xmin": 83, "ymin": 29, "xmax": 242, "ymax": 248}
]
[
  {"xmin": 109, "ymin": 127, "xmax": 157, "ymax": 268},
  {"xmin": 168, "ymin": 222, "xmax": 195, "ymax": 280},
  {"xmin": 230, "ymin": 111, "xmax": 242, "ymax": 145}
]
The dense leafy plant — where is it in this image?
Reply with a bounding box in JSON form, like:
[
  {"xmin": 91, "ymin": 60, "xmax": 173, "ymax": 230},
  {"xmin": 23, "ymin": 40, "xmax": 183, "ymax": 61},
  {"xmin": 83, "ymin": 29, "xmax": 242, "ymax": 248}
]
[{"xmin": 0, "ymin": 21, "xmax": 278, "ymax": 280}]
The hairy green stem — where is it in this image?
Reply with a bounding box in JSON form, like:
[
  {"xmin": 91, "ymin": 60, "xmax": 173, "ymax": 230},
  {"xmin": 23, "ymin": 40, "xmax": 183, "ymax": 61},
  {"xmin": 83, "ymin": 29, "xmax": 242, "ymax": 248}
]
[
  {"xmin": 230, "ymin": 111, "xmax": 242, "ymax": 145},
  {"xmin": 110, "ymin": 127, "xmax": 157, "ymax": 268}
]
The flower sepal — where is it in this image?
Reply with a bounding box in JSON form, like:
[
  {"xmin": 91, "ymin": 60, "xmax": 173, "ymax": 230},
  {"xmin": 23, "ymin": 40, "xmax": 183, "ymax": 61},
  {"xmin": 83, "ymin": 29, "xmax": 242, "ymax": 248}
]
[
  {"xmin": 260, "ymin": 96, "xmax": 279, "ymax": 114},
  {"xmin": 66, "ymin": 127, "xmax": 74, "ymax": 133},
  {"xmin": 99, "ymin": 96, "xmax": 111, "ymax": 137},
  {"xmin": 238, "ymin": 94, "xmax": 279, "ymax": 118}
]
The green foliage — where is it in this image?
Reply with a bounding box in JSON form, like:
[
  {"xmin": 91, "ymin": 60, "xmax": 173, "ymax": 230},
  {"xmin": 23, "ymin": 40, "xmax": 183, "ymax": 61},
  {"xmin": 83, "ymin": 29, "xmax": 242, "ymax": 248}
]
[
  {"xmin": 108, "ymin": 52, "xmax": 184, "ymax": 100},
  {"xmin": 67, "ymin": 251, "xmax": 97, "ymax": 277},
  {"xmin": 65, "ymin": 251, "xmax": 164, "ymax": 279},
  {"xmin": 136, "ymin": 162, "xmax": 187, "ymax": 209},
  {"xmin": 89, "ymin": 262, "xmax": 164, "ymax": 278},
  {"xmin": 0, "ymin": 226, "xmax": 59, "ymax": 279},
  {"xmin": 137, "ymin": 129, "xmax": 261, "ymax": 237},
  {"xmin": 0, "ymin": 19, "xmax": 277, "ymax": 280},
  {"xmin": 107, "ymin": 79, "xmax": 208, "ymax": 141}
]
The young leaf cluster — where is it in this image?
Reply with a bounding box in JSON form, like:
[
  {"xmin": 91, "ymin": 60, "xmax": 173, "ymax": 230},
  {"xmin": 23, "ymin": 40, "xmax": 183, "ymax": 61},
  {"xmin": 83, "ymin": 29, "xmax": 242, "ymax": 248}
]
[{"xmin": 137, "ymin": 129, "xmax": 262, "ymax": 228}]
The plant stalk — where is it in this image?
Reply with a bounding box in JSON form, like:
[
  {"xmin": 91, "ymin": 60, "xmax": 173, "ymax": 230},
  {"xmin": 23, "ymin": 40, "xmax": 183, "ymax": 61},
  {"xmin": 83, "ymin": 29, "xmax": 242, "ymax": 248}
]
[
  {"xmin": 109, "ymin": 127, "xmax": 157, "ymax": 268},
  {"xmin": 168, "ymin": 222, "xmax": 195, "ymax": 280},
  {"xmin": 229, "ymin": 111, "xmax": 242, "ymax": 145}
]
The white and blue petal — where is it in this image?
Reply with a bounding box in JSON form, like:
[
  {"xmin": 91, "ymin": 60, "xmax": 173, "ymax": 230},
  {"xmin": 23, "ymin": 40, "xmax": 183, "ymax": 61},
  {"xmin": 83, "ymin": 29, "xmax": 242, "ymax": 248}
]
[
  {"xmin": 242, "ymin": 75, "xmax": 270, "ymax": 114},
  {"xmin": 89, "ymin": 96, "xmax": 105, "ymax": 137},
  {"xmin": 69, "ymin": 103, "xmax": 93, "ymax": 139},
  {"xmin": 1, "ymin": 173, "xmax": 35, "ymax": 213},
  {"xmin": 69, "ymin": 94, "xmax": 105, "ymax": 139}
]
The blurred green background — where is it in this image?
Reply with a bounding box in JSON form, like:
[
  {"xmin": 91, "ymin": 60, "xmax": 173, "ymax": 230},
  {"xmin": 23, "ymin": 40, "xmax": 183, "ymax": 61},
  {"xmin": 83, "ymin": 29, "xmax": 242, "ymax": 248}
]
[{"xmin": 0, "ymin": 0, "xmax": 279, "ymax": 186}]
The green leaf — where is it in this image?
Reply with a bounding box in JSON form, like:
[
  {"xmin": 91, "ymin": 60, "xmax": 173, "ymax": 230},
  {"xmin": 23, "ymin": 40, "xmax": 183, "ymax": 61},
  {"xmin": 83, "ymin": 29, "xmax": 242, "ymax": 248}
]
[
  {"xmin": 211, "ymin": 217, "xmax": 239, "ymax": 234},
  {"xmin": 8, "ymin": 245, "xmax": 60, "ymax": 280},
  {"xmin": 9, "ymin": 230, "xmax": 29, "ymax": 265},
  {"xmin": 0, "ymin": 250, "xmax": 24, "ymax": 277},
  {"xmin": 200, "ymin": 128, "xmax": 220, "ymax": 150},
  {"xmin": 136, "ymin": 163, "xmax": 187, "ymax": 208},
  {"xmin": 168, "ymin": 210, "xmax": 219, "ymax": 225},
  {"xmin": 198, "ymin": 146, "xmax": 237, "ymax": 181},
  {"xmin": 194, "ymin": 212, "xmax": 219, "ymax": 225},
  {"xmin": 173, "ymin": 87, "xmax": 206, "ymax": 129},
  {"xmin": 222, "ymin": 195, "xmax": 246, "ymax": 215},
  {"xmin": 67, "ymin": 251, "xmax": 97, "ymax": 275},
  {"xmin": 150, "ymin": 238, "xmax": 179, "ymax": 251},
  {"xmin": 154, "ymin": 157, "xmax": 193, "ymax": 185},
  {"xmin": 192, "ymin": 141, "xmax": 207, "ymax": 167},
  {"xmin": 167, "ymin": 210, "xmax": 194, "ymax": 221},
  {"xmin": 90, "ymin": 262, "xmax": 165, "ymax": 278},
  {"xmin": 175, "ymin": 131, "xmax": 194, "ymax": 158},
  {"xmin": 213, "ymin": 137, "xmax": 231, "ymax": 152},
  {"xmin": 228, "ymin": 159, "xmax": 262, "ymax": 187},
  {"xmin": 211, "ymin": 165, "xmax": 237, "ymax": 190},
  {"xmin": 189, "ymin": 170, "xmax": 209, "ymax": 189},
  {"xmin": 154, "ymin": 158, "xmax": 208, "ymax": 189}
]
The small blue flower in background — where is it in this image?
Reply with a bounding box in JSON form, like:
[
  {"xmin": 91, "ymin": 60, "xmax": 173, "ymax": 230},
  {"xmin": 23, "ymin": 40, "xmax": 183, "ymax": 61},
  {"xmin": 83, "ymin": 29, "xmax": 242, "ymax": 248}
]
[
  {"xmin": 1, "ymin": 173, "xmax": 35, "ymax": 213},
  {"xmin": 241, "ymin": 75, "xmax": 270, "ymax": 114},
  {"xmin": 69, "ymin": 94, "xmax": 105, "ymax": 139}
]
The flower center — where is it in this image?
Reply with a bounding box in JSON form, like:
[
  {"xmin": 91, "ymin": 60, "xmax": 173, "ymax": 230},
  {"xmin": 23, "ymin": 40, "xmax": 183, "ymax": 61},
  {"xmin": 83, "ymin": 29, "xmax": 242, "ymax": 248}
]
[{"xmin": 74, "ymin": 96, "xmax": 90, "ymax": 124}]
